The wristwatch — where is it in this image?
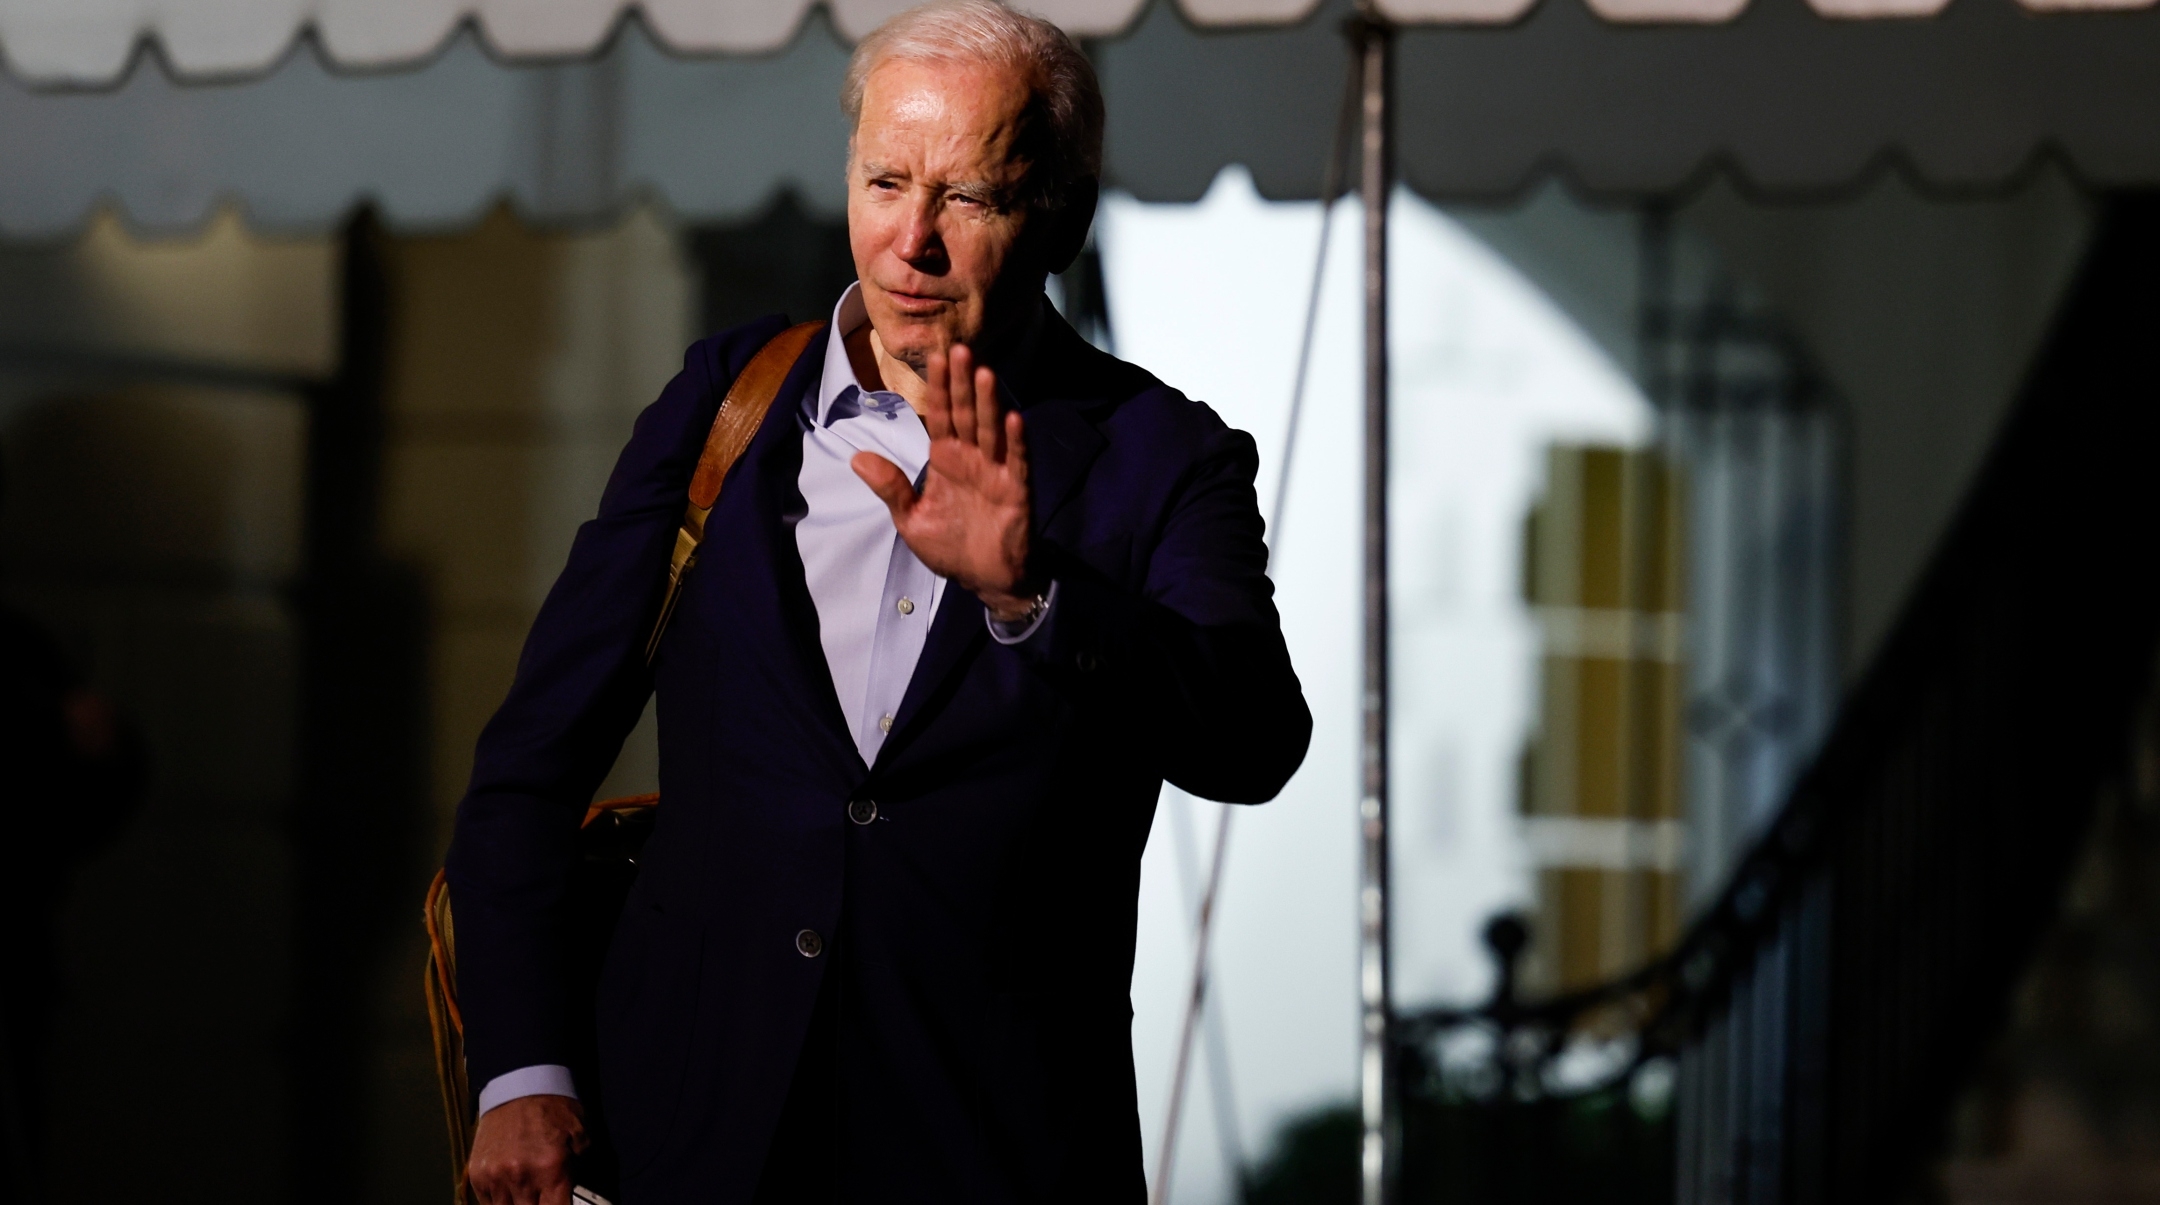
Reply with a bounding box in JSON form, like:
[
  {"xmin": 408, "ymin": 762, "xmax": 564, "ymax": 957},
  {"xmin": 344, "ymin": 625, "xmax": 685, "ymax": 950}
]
[{"xmin": 996, "ymin": 589, "xmax": 1052, "ymax": 628}]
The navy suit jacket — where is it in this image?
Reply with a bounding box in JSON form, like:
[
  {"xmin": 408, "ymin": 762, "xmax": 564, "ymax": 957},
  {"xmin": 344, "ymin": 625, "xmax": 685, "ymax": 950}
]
[{"xmin": 445, "ymin": 306, "xmax": 1313, "ymax": 1204}]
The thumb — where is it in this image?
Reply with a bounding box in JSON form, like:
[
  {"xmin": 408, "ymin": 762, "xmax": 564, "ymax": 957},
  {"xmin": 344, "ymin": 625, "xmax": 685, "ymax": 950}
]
[{"xmin": 851, "ymin": 451, "xmax": 918, "ymax": 520}]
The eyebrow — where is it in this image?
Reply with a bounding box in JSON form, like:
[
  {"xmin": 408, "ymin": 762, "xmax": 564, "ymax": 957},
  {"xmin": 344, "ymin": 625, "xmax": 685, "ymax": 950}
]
[{"xmin": 857, "ymin": 161, "xmax": 1013, "ymax": 204}]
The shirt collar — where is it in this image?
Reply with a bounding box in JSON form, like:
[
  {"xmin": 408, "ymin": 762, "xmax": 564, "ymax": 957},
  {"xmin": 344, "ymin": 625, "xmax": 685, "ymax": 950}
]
[
  {"xmin": 813, "ymin": 281, "xmax": 1045, "ymax": 428},
  {"xmin": 813, "ymin": 283, "xmax": 880, "ymax": 429}
]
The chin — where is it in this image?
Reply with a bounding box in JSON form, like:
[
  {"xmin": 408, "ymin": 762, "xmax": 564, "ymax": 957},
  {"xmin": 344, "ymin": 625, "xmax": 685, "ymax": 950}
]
[
  {"xmin": 884, "ymin": 323, "xmax": 960, "ymax": 358},
  {"xmin": 876, "ymin": 324, "xmax": 933, "ymax": 353}
]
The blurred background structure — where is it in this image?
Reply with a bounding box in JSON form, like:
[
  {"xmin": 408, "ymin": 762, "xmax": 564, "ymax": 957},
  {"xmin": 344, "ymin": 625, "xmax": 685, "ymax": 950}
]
[{"xmin": 3, "ymin": 2, "xmax": 2160, "ymax": 1204}]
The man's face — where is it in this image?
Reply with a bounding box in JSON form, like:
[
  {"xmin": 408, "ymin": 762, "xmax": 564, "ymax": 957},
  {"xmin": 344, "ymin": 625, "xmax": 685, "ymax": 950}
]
[{"xmin": 848, "ymin": 57, "xmax": 1045, "ymax": 375}]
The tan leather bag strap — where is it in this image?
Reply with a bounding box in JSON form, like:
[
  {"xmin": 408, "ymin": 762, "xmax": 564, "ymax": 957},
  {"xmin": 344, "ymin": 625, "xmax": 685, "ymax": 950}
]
[{"xmin": 645, "ymin": 320, "xmax": 825, "ymax": 662}]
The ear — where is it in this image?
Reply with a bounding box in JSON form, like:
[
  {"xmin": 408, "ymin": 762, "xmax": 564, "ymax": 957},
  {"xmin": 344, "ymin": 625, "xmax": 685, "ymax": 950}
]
[{"xmin": 1043, "ymin": 178, "xmax": 1100, "ymax": 276}]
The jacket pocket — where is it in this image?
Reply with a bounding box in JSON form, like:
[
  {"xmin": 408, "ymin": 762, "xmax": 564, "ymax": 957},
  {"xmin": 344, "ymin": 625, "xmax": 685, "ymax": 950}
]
[{"xmin": 595, "ymin": 902, "xmax": 705, "ymax": 1177}]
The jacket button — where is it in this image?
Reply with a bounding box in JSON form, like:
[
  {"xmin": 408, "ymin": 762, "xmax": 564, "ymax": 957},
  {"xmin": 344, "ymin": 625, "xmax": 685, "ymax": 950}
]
[
  {"xmin": 795, "ymin": 929, "xmax": 823, "ymax": 958},
  {"xmin": 1075, "ymin": 649, "xmax": 1101, "ymax": 673},
  {"xmin": 848, "ymin": 798, "xmax": 878, "ymax": 825}
]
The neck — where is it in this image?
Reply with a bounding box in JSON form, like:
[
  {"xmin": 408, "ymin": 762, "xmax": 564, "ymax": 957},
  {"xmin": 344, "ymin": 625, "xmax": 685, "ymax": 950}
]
[{"xmin": 841, "ymin": 326, "xmax": 928, "ymax": 415}]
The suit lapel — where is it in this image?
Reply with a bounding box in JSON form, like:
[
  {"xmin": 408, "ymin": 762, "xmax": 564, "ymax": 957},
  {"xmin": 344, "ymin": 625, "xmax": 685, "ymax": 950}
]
[
  {"xmin": 1002, "ymin": 308, "xmax": 1113, "ymax": 533},
  {"xmin": 735, "ymin": 326, "xmax": 866, "ymax": 774},
  {"xmin": 879, "ymin": 314, "xmax": 1110, "ymax": 760},
  {"xmin": 1016, "ymin": 397, "xmax": 1108, "ymax": 535}
]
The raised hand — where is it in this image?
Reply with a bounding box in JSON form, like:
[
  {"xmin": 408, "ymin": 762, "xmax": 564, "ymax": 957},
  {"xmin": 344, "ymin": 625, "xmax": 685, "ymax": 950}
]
[{"xmin": 851, "ymin": 343, "xmax": 1036, "ymax": 619}]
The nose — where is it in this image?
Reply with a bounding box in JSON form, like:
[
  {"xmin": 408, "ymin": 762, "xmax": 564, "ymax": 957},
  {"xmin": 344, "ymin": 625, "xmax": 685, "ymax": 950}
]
[{"xmin": 891, "ymin": 196, "xmax": 947, "ymax": 273}]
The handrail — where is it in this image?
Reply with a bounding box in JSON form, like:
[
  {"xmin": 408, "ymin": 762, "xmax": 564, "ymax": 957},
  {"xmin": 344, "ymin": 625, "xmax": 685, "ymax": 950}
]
[{"xmin": 1394, "ymin": 191, "xmax": 2160, "ymax": 1203}]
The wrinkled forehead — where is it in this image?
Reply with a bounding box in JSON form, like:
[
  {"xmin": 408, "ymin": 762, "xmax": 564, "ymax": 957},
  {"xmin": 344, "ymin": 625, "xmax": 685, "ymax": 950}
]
[{"xmin": 851, "ymin": 57, "xmax": 1038, "ymax": 173}]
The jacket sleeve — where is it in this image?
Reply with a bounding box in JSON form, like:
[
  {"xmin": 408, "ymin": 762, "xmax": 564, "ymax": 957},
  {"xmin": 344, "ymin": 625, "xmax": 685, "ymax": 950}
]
[
  {"xmin": 1010, "ymin": 424, "xmax": 1313, "ymax": 804},
  {"xmin": 443, "ymin": 319, "xmax": 785, "ymax": 1092}
]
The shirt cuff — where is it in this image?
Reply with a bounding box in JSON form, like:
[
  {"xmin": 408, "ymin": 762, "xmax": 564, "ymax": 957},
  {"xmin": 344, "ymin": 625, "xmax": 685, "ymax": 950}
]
[
  {"xmin": 986, "ymin": 579, "xmax": 1058, "ymax": 645},
  {"xmin": 477, "ymin": 1064, "xmax": 579, "ymax": 1116}
]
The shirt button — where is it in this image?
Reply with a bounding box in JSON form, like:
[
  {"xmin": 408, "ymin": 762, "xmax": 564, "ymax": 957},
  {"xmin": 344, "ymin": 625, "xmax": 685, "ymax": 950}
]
[
  {"xmin": 897, "ymin": 596, "xmax": 915, "ymax": 615},
  {"xmin": 878, "ymin": 713, "xmax": 894, "ymax": 733},
  {"xmin": 795, "ymin": 929, "xmax": 824, "ymax": 958},
  {"xmin": 848, "ymin": 798, "xmax": 878, "ymax": 825}
]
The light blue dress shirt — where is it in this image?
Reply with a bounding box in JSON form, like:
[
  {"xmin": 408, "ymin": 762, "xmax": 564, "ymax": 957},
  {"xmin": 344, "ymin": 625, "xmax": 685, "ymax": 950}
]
[
  {"xmin": 476, "ymin": 284, "xmax": 1052, "ymax": 1117},
  {"xmin": 796, "ymin": 284, "xmax": 951, "ymax": 766}
]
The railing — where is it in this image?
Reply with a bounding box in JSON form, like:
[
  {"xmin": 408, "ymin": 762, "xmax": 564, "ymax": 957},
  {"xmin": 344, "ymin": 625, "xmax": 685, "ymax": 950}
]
[{"xmin": 1383, "ymin": 192, "xmax": 2160, "ymax": 1204}]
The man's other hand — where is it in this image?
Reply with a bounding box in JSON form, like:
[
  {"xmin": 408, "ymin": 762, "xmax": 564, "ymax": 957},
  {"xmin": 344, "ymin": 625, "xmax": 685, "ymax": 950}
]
[
  {"xmin": 466, "ymin": 1094, "xmax": 589, "ymax": 1205},
  {"xmin": 852, "ymin": 343, "xmax": 1036, "ymax": 619}
]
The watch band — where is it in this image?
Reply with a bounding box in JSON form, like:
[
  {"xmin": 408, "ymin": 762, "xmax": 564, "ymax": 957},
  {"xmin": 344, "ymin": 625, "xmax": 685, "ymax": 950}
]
[{"xmin": 999, "ymin": 589, "xmax": 1051, "ymax": 627}]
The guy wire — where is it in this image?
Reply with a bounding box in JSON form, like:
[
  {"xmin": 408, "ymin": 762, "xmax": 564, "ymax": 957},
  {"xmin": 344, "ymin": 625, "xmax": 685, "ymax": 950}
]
[{"xmin": 1150, "ymin": 39, "xmax": 1363, "ymax": 1205}]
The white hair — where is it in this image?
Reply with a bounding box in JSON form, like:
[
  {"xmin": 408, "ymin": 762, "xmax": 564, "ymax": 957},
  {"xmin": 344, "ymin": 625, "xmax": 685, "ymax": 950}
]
[{"xmin": 842, "ymin": 0, "xmax": 1105, "ymax": 212}]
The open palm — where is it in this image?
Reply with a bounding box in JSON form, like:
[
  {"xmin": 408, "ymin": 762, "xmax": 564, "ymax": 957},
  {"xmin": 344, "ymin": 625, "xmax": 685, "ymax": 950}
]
[{"xmin": 851, "ymin": 344, "xmax": 1034, "ymax": 614}]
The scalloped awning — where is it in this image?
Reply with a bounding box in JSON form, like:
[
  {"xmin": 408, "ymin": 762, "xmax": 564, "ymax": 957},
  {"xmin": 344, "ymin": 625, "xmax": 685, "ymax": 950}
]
[
  {"xmin": 1, "ymin": 0, "xmax": 2150, "ymax": 84},
  {"xmin": 2, "ymin": 0, "xmax": 2157, "ymax": 235}
]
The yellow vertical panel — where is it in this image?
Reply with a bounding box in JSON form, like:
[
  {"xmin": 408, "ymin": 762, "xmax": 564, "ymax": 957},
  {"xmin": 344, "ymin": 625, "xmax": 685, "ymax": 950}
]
[
  {"xmin": 1557, "ymin": 868, "xmax": 1607, "ymax": 991},
  {"xmin": 1531, "ymin": 653, "xmax": 1579, "ymax": 816},
  {"xmin": 1521, "ymin": 442, "xmax": 1692, "ymax": 987},
  {"xmin": 1579, "ymin": 448, "xmax": 1626, "ymax": 609},
  {"xmin": 1573, "ymin": 656, "xmax": 1627, "ymax": 817},
  {"xmin": 1598, "ymin": 868, "xmax": 1634, "ymax": 982}
]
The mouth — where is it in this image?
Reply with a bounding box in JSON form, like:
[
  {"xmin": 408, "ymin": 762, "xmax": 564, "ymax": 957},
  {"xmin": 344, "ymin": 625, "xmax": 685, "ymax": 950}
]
[{"xmin": 881, "ymin": 287, "xmax": 954, "ymax": 316}]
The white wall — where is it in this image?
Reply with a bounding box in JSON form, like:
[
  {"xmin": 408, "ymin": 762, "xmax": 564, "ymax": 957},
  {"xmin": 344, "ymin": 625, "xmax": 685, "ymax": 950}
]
[{"xmin": 1102, "ymin": 168, "xmax": 1652, "ymax": 1205}]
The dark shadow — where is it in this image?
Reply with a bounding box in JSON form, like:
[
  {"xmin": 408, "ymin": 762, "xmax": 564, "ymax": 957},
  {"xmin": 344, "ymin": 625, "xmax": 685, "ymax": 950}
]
[
  {"xmin": 286, "ymin": 209, "xmax": 434, "ymax": 1205},
  {"xmin": 690, "ymin": 193, "xmax": 858, "ymax": 335},
  {"xmin": 1931, "ymin": 716, "xmax": 2160, "ymax": 1197},
  {"xmin": 1788, "ymin": 188, "xmax": 2160, "ymax": 1204},
  {"xmin": 0, "ymin": 582, "xmax": 148, "ymax": 1205}
]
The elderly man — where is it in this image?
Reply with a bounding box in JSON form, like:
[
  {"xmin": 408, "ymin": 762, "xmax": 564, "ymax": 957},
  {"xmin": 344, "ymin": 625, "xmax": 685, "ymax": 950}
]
[{"xmin": 450, "ymin": 2, "xmax": 1311, "ymax": 1201}]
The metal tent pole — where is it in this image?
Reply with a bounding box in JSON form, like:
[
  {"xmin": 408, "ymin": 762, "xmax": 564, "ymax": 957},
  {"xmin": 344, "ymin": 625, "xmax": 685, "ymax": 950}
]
[{"xmin": 1351, "ymin": 10, "xmax": 1396, "ymax": 1205}]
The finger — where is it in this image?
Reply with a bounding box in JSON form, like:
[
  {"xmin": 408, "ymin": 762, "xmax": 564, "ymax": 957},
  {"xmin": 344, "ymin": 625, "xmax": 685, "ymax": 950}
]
[
  {"xmin": 948, "ymin": 344, "xmax": 976, "ymax": 446},
  {"xmin": 975, "ymin": 365, "xmax": 1000, "ymax": 461},
  {"xmin": 540, "ymin": 1163, "xmax": 574, "ymax": 1205},
  {"xmin": 520, "ymin": 1161, "xmax": 562, "ymax": 1205},
  {"xmin": 852, "ymin": 451, "xmax": 920, "ymax": 521},
  {"xmin": 466, "ymin": 1149, "xmax": 503, "ymax": 1205},
  {"xmin": 540, "ymin": 1108, "xmax": 584, "ymax": 1205},
  {"xmin": 1005, "ymin": 411, "xmax": 1029, "ymax": 486},
  {"xmin": 923, "ymin": 347, "xmax": 953, "ymax": 440}
]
